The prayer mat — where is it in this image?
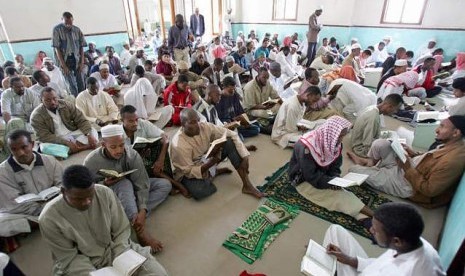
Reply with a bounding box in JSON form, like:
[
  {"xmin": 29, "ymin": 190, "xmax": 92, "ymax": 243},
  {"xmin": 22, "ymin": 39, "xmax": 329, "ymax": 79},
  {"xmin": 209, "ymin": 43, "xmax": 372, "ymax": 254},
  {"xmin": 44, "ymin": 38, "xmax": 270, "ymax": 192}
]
[
  {"xmin": 223, "ymin": 198, "xmax": 299, "ymax": 264},
  {"xmin": 257, "ymin": 163, "xmax": 391, "ymax": 239}
]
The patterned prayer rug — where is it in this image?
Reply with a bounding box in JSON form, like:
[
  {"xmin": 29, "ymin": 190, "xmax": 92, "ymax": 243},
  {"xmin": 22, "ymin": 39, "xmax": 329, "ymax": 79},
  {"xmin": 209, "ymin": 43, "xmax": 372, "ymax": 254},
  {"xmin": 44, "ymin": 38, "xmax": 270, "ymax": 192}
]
[
  {"xmin": 258, "ymin": 163, "xmax": 392, "ymax": 239},
  {"xmin": 223, "ymin": 198, "xmax": 300, "ymax": 264}
]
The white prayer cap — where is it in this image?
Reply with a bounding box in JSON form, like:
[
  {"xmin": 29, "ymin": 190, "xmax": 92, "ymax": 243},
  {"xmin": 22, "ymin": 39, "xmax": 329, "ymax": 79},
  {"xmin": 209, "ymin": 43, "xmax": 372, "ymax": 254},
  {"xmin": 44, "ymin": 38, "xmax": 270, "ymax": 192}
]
[
  {"xmin": 177, "ymin": 60, "xmax": 189, "ymax": 70},
  {"xmin": 42, "ymin": 57, "xmax": 54, "ymax": 64},
  {"xmin": 394, "ymin": 59, "xmax": 408, "ymax": 66},
  {"xmin": 351, "ymin": 37, "xmax": 358, "ymax": 42},
  {"xmin": 238, "ymin": 31, "xmax": 243, "ymax": 35},
  {"xmin": 236, "ymin": 38, "xmax": 244, "ymax": 43},
  {"xmin": 99, "ymin": 64, "xmax": 110, "ymax": 70},
  {"xmin": 89, "ymin": 41, "xmax": 96, "ymax": 46},
  {"xmin": 429, "ymin": 38, "xmax": 437, "ymax": 43},
  {"xmin": 316, "ymin": 5, "xmax": 324, "ymax": 11},
  {"xmin": 225, "ymin": 56, "xmax": 234, "ymax": 62},
  {"xmin": 290, "ymin": 44, "xmax": 298, "ymax": 49},
  {"xmin": 122, "ymin": 41, "xmax": 129, "ymax": 45},
  {"xmin": 197, "ymin": 42, "xmax": 206, "ymax": 48},
  {"xmin": 101, "ymin": 125, "xmax": 124, "ymax": 138},
  {"xmin": 351, "ymin": 43, "xmax": 361, "ymax": 50},
  {"xmin": 383, "ymin": 36, "xmax": 392, "ymax": 41},
  {"xmin": 136, "ymin": 47, "xmax": 144, "ymax": 51}
]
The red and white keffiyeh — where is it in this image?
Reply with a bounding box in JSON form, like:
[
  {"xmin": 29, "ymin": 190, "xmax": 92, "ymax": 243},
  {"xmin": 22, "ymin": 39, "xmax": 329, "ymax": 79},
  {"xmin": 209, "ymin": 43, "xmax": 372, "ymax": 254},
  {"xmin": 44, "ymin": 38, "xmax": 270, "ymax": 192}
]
[{"xmin": 300, "ymin": 116, "xmax": 352, "ymax": 167}]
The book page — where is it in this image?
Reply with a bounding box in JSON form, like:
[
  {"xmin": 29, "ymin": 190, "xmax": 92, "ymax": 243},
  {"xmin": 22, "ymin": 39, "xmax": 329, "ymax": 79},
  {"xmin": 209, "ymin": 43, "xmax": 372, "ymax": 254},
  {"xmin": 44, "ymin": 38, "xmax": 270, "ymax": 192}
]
[
  {"xmin": 14, "ymin": 193, "xmax": 41, "ymax": 204},
  {"xmin": 90, "ymin": 267, "xmax": 121, "ymax": 276},
  {"xmin": 133, "ymin": 136, "xmax": 161, "ymax": 144},
  {"xmin": 118, "ymin": 169, "xmax": 138, "ymax": 177},
  {"xmin": 416, "ymin": 111, "xmax": 439, "ymax": 122},
  {"xmin": 328, "ymin": 177, "xmax": 356, "ymax": 188},
  {"xmin": 113, "ymin": 249, "xmax": 146, "ymax": 276},
  {"xmin": 301, "ymin": 257, "xmax": 332, "ymax": 276},
  {"xmin": 301, "ymin": 240, "xmax": 335, "ymax": 276},
  {"xmin": 390, "ymin": 139, "xmax": 407, "ymax": 163},
  {"xmin": 342, "ymin": 173, "xmax": 368, "ymax": 185},
  {"xmin": 205, "ymin": 132, "xmax": 227, "ymax": 158},
  {"xmin": 38, "ymin": 186, "xmax": 60, "ymax": 200}
]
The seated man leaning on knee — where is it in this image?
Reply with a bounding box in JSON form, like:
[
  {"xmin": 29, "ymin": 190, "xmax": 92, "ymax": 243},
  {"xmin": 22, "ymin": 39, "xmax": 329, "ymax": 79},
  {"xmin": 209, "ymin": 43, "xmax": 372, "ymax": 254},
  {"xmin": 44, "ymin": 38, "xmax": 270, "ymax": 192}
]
[
  {"xmin": 0, "ymin": 129, "xmax": 63, "ymax": 237},
  {"xmin": 30, "ymin": 87, "xmax": 98, "ymax": 154},
  {"xmin": 39, "ymin": 165, "xmax": 168, "ymax": 276},
  {"xmin": 170, "ymin": 108, "xmax": 264, "ymax": 200},
  {"xmin": 324, "ymin": 202, "xmax": 445, "ymax": 276},
  {"xmin": 84, "ymin": 125, "xmax": 172, "ymax": 253},
  {"xmin": 349, "ymin": 115, "xmax": 465, "ymax": 208}
]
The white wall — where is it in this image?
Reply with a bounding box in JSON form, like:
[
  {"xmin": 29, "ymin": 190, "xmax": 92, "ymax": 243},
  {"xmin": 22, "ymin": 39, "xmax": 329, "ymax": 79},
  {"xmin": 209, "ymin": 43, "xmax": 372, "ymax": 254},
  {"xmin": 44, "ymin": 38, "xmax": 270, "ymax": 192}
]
[
  {"xmin": 352, "ymin": 0, "xmax": 465, "ymax": 28},
  {"xmin": 0, "ymin": 0, "xmax": 127, "ymax": 42},
  {"xmin": 234, "ymin": 0, "xmax": 355, "ymax": 26}
]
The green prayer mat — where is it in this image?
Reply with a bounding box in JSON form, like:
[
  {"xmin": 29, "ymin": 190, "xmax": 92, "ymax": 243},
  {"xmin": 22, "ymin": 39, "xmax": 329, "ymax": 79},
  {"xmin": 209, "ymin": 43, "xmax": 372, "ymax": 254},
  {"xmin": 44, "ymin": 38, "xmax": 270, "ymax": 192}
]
[
  {"xmin": 223, "ymin": 198, "xmax": 299, "ymax": 264},
  {"xmin": 258, "ymin": 163, "xmax": 392, "ymax": 239}
]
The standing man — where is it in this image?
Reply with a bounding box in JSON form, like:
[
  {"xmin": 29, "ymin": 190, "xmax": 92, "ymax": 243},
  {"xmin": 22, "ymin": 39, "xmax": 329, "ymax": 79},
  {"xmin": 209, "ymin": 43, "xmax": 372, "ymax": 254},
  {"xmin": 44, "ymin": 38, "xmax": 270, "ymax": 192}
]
[
  {"xmin": 168, "ymin": 14, "xmax": 192, "ymax": 64},
  {"xmin": 52, "ymin": 12, "xmax": 87, "ymax": 97},
  {"xmin": 189, "ymin": 8, "xmax": 205, "ymax": 40},
  {"xmin": 306, "ymin": 7, "xmax": 323, "ymax": 66}
]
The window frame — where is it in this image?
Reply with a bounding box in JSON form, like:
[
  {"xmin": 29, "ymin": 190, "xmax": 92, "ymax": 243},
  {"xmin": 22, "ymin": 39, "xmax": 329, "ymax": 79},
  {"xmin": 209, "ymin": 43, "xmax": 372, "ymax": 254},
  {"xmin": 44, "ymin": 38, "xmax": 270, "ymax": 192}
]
[
  {"xmin": 380, "ymin": 0, "xmax": 428, "ymax": 25},
  {"xmin": 272, "ymin": 0, "xmax": 299, "ymax": 21}
]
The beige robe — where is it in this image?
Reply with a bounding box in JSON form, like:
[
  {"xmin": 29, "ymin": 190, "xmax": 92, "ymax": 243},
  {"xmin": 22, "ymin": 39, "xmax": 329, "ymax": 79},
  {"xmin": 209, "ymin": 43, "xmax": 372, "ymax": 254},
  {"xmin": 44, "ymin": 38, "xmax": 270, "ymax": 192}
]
[
  {"xmin": 350, "ymin": 105, "xmax": 381, "ymax": 157},
  {"xmin": 75, "ymin": 89, "xmax": 119, "ymax": 124},
  {"xmin": 39, "ymin": 185, "xmax": 167, "ymax": 276},
  {"xmin": 271, "ymin": 95, "xmax": 305, "ymax": 148},
  {"xmin": 243, "ymin": 79, "xmax": 280, "ymax": 118}
]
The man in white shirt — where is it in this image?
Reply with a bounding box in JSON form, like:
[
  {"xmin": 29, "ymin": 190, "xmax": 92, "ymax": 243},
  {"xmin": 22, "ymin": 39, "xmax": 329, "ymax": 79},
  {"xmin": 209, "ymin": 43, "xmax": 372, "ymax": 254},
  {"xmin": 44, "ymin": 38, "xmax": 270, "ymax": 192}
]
[
  {"xmin": 119, "ymin": 41, "xmax": 132, "ymax": 68},
  {"xmin": 325, "ymin": 202, "xmax": 445, "ymax": 276},
  {"xmin": 268, "ymin": 62, "xmax": 296, "ymax": 99},
  {"xmin": 30, "ymin": 70, "xmax": 66, "ymax": 99},
  {"xmin": 89, "ymin": 64, "xmax": 118, "ymax": 92},
  {"xmin": 1, "ymin": 77, "xmax": 40, "ymax": 127},
  {"xmin": 75, "ymin": 77, "xmax": 119, "ymax": 129},
  {"xmin": 372, "ymin": 41, "xmax": 388, "ymax": 67},
  {"xmin": 41, "ymin": 58, "xmax": 69, "ymax": 94},
  {"xmin": 275, "ymin": 46, "xmax": 299, "ymax": 79}
]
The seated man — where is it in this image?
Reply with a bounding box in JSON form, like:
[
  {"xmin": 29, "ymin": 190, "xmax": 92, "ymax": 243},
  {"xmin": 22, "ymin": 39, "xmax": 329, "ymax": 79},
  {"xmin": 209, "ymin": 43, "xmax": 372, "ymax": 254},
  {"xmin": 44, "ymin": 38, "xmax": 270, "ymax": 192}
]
[
  {"xmin": 41, "ymin": 57, "xmax": 69, "ymax": 93},
  {"xmin": 216, "ymin": 76, "xmax": 260, "ymax": 139},
  {"xmin": 75, "ymin": 77, "xmax": 119, "ymax": 129},
  {"xmin": 443, "ymin": 77, "xmax": 465, "ymax": 116},
  {"xmin": 349, "ymin": 116, "xmax": 465, "ymax": 208},
  {"xmin": 89, "ymin": 64, "xmax": 120, "ymax": 95},
  {"xmin": 156, "ymin": 52, "xmax": 176, "ymax": 82},
  {"xmin": 84, "ymin": 125, "xmax": 172, "ymax": 252},
  {"xmin": 289, "ymin": 116, "xmax": 373, "ymax": 224},
  {"xmin": 414, "ymin": 57, "xmax": 442, "ymax": 98},
  {"xmin": 325, "ymin": 202, "xmax": 445, "ymax": 275},
  {"xmin": 310, "ymin": 54, "xmax": 335, "ymax": 71},
  {"xmin": 243, "ymin": 67, "xmax": 282, "ymax": 134},
  {"xmin": 212, "ymin": 36, "xmax": 227, "ymax": 59},
  {"xmin": 30, "ymin": 70, "xmax": 66, "ymax": 99},
  {"xmin": 349, "ymin": 94, "xmax": 403, "ymax": 157},
  {"xmin": 382, "ymin": 47, "xmax": 407, "ymax": 75},
  {"xmin": 272, "ymin": 86, "xmax": 321, "ymax": 148},
  {"xmin": 130, "ymin": 65, "xmax": 166, "ymax": 96},
  {"xmin": 121, "ymin": 105, "xmax": 189, "ymax": 197},
  {"xmin": 342, "ymin": 43, "xmax": 364, "ymax": 82},
  {"xmin": 106, "ymin": 46, "xmax": 130, "ymax": 84},
  {"xmin": 0, "ymin": 130, "xmax": 63, "ymax": 237},
  {"xmin": 275, "ymin": 46, "xmax": 298, "ymax": 79},
  {"xmin": 201, "ymin": 58, "xmax": 225, "ymax": 87},
  {"xmin": 1, "ymin": 77, "xmax": 40, "ymax": 131},
  {"xmin": 254, "ymin": 37, "xmax": 270, "ymax": 59},
  {"xmin": 193, "ymin": 84, "xmax": 223, "ymax": 126},
  {"xmin": 376, "ymin": 59, "xmax": 408, "ymax": 92},
  {"xmin": 251, "ymin": 54, "xmax": 270, "ymax": 73},
  {"xmin": 163, "ymin": 74, "xmax": 192, "ymax": 126},
  {"xmin": 190, "ymin": 52, "xmax": 210, "ymax": 76},
  {"xmin": 30, "ymin": 87, "xmax": 98, "ymax": 154},
  {"xmin": 269, "ymin": 62, "xmax": 296, "ymax": 100},
  {"xmin": 170, "ymin": 108, "xmax": 264, "ymax": 200},
  {"xmin": 1, "ymin": 66, "xmax": 32, "ymax": 90},
  {"xmin": 172, "ymin": 61, "xmax": 206, "ymax": 98},
  {"xmin": 144, "ymin": 60, "xmax": 157, "ymax": 75},
  {"xmin": 39, "ymin": 165, "xmax": 168, "ymax": 276},
  {"xmin": 231, "ymin": 46, "xmax": 247, "ymax": 70},
  {"xmin": 128, "ymin": 48, "xmax": 146, "ymax": 78}
]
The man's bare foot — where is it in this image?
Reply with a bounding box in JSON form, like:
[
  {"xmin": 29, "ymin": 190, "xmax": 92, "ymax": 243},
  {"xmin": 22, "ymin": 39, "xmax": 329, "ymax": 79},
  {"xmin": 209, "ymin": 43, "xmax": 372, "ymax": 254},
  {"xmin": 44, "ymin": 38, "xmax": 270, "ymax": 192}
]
[
  {"xmin": 169, "ymin": 189, "xmax": 180, "ymax": 196},
  {"xmin": 246, "ymin": 145, "xmax": 257, "ymax": 151},
  {"xmin": 217, "ymin": 167, "xmax": 233, "ymax": 175},
  {"xmin": 347, "ymin": 151, "xmax": 368, "ymax": 166},
  {"xmin": 138, "ymin": 231, "xmax": 164, "ymax": 253},
  {"xmin": 242, "ymin": 185, "xmax": 266, "ymax": 199}
]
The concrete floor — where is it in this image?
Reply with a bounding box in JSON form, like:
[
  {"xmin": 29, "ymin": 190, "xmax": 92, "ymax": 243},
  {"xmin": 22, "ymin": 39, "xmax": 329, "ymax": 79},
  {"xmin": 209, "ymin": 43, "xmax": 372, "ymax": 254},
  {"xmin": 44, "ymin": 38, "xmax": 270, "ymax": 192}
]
[{"xmin": 8, "ymin": 112, "xmax": 448, "ymax": 276}]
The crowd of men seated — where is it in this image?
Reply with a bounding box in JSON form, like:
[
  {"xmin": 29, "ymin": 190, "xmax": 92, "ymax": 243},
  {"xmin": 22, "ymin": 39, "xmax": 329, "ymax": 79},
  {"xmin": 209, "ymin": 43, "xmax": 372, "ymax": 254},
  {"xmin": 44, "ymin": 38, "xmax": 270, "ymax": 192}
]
[{"xmin": 0, "ymin": 8, "xmax": 464, "ymax": 275}]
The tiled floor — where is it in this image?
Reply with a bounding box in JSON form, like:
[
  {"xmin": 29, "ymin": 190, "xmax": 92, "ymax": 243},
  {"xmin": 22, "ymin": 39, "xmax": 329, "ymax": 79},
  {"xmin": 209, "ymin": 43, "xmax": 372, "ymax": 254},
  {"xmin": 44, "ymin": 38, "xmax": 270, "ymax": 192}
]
[{"xmin": 8, "ymin": 111, "xmax": 449, "ymax": 275}]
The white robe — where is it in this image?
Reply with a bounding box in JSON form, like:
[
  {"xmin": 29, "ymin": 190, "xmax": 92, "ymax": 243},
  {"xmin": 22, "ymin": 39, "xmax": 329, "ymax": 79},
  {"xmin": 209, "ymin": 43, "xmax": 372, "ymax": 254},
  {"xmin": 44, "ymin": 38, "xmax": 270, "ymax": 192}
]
[
  {"xmin": 89, "ymin": 72, "xmax": 118, "ymax": 90},
  {"xmin": 271, "ymin": 95, "xmax": 305, "ymax": 148},
  {"xmin": 42, "ymin": 66, "xmax": 69, "ymax": 93},
  {"xmin": 124, "ymin": 78, "xmax": 157, "ymax": 119}
]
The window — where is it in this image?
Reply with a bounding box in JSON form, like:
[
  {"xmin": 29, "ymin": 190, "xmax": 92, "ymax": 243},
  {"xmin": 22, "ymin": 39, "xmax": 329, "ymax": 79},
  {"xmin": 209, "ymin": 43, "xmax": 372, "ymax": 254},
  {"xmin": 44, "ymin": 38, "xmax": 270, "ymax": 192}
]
[
  {"xmin": 381, "ymin": 0, "xmax": 427, "ymax": 24},
  {"xmin": 272, "ymin": 0, "xmax": 298, "ymax": 21}
]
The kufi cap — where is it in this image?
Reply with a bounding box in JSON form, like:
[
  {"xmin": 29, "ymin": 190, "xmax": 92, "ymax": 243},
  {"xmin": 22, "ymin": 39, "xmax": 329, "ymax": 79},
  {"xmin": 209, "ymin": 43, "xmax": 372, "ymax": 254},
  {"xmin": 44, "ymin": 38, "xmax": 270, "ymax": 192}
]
[
  {"xmin": 316, "ymin": 5, "xmax": 323, "ymax": 10},
  {"xmin": 225, "ymin": 56, "xmax": 234, "ymax": 62},
  {"xmin": 351, "ymin": 43, "xmax": 361, "ymax": 50},
  {"xmin": 101, "ymin": 125, "xmax": 124, "ymax": 138},
  {"xmin": 42, "ymin": 57, "xmax": 53, "ymax": 64},
  {"xmin": 290, "ymin": 44, "xmax": 298, "ymax": 49},
  {"xmin": 394, "ymin": 59, "xmax": 408, "ymax": 66}
]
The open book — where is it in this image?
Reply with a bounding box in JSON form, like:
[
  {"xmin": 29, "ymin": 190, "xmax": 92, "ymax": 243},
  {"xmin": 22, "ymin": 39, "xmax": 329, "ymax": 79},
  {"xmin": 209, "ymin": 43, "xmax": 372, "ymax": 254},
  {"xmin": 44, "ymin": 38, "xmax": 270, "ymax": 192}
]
[
  {"xmin": 415, "ymin": 111, "xmax": 449, "ymax": 122},
  {"xmin": 132, "ymin": 137, "xmax": 162, "ymax": 150},
  {"xmin": 14, "ymin": 186, "xmax": 60, "ymax": 204},
  {"xmin": 90, "ymin": 249, "xmax": 146, "ymax": 276},
  {"xmin": 262, "ymin": 98, "xmax": 280, "ymax": 107},
  {"xmin": 301, "ymin": 239, "xmax": 336, "ymax": 276},
  {"xmin": 284, "ymin": 75, "xmax": 300, "ymax": 87},
  {"xmin": 402, "ymin": 96, "xmax": 420, "ymax": 106},
  {"xmin": 326, "ymin": 84, "xmax": 343, "ymax": 96},
  {"xmin": 224, "ymin": 121, "xmax": 241, "ymax": 130},
  {"xmin": 98, "ymin": 169, "xmax": 138, "ymax": 178},
  {"xmin": 205, "ymin": 132, "xmax": 228, "ymax": 158},
  {"xmin": 234, "ymin": 113, "xmax": 257, "ymax": 126},
  {"xmin": 297, "ymin": 119, "xmax": 326, "ymax": 130},
  {"xmin": 390, "ymin": 138, "xmax": 407, "ymax": 163},
  {"xmin": 328, "ymin": 173, "xmax": 369, "ymax": 188}
]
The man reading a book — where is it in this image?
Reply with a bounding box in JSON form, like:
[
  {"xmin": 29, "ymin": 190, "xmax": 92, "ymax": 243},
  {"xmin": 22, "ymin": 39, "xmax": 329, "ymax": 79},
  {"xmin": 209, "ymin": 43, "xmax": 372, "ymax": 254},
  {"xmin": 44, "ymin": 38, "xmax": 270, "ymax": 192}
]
[
  {"xmin": 324, "ymin": 202, "xmax": 444, "ymax": 275},
  {"xmin": 121, "ymin": 105, "xmax": 190, "ymax": 197},
  {"xmin": 170, "ymin": 108, "xmax": 264, "ymax": 200},
  {"xmin": 349, "ymin": 115, "xmax": 465, "ymax": 208},
  {"xmin": 0, "ymin": 129, "xmax": 63, "ymax": 237},
  {"xmin": 39, "ymin": 165, "xmax": 168, "ymax": 276},
  {"xmin": 349, "ymin": 94, "xmax": 403, "ymax": 157},
  {"xmin": 84, "ymin": 125, "xmax": 172, "ymax": 252}
]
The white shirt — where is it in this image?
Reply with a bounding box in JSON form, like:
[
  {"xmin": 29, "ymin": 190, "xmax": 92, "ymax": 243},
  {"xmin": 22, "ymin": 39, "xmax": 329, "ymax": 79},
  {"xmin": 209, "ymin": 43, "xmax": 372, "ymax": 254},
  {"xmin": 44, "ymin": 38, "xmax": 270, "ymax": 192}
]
[
  {"xmin": 123, "ymin": 118, "xmax": 164, "ymax": 146},
  {"xmin": 372, "ymin": 47, "xmax": 388, "ymax": 63},
  {"xmin": 359, "ymin": 238, "xmax": 445, "ymax": 276},
  {"xmin": 42, "ymin": 66, "xmax": 69, "ymax": 93},
  {"xmin": 120, "ymin": 49, "xmax": 132, "ymax": 67},
  {"xmin": 89, "ymin": 72, "xmax": 118, "ymax": 90},
  {"xmin": 448, "ymin": 96, "xmax": 465, "ymax": 116},
  {"xmin": 46, "ymin": 109, "xmax": 72, "ymax": 137},
  {"xmin": 75, "ymin": 89, "xmax": 119, "ymax": 123},
  {"xmin": 269, "ymin": 75, "xmax": 296, "ymax": 99}
]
